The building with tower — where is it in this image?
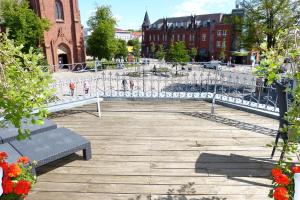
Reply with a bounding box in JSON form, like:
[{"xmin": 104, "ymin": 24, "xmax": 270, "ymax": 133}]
[
  {"xmin": 29, "ymin": 0, "xmax": 85, "ymax": 70},
  {"xmin": 142, "ymin": 3, "xmax": 247, "ymax": 63}
]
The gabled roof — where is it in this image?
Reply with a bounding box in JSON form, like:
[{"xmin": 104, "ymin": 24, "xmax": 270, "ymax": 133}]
[{"xmin": 150, "ymin": 13, "xmax": 223, "ymax": 29}]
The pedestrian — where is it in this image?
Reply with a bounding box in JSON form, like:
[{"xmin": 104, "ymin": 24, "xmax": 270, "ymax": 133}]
[
  {"xmin": 122, "ymin": 78, "xmax": 127, "ymax": 91},
  {"xmin": 83, "ymin": 81, "xmax": 90, "ymax": 95},
  {"xmin": 153, "ymin": 65, "xmax": 157, "ymax": 75},
  {"xmin": 69, "ymin": 82, "xmax": 75, "ymax": 96},
  {"xmin": 129, "ymin": 79, "xmax": 134, "ymax": 90}
]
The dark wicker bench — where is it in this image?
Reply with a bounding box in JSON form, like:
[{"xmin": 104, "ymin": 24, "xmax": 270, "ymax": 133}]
[
  {"xmin": 0, "ymin": 119, "xmax": 57, "ymax": 143},
  {"xmin": 9, "ymin": 127, "xmax": 91, "ymax": 175},
  {"xmin": 0, "ymin": 143, "xmax": 22, "ymax": 164}
]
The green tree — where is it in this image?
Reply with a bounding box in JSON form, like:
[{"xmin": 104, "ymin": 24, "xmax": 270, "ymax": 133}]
[
  {"xmin": 150, "ymin": 43, "xmax": 155, "ymax": 58},
  {"xmin": 127, "ymin": 39, "xmax": 139, "ymax": 46},
  {"xmin": 189, "ymin": 47, "xmax": 197, "ymax": 61},
  {"xmin": 87, "ymin": 6, "xmax": 117, "ymax": 60},
  {"xmin": 241, "ymin": 0, "xmax": 300, "ymax": 49},
  {"xmin": 130, "ymin": 39, "xmax": 141, "ymax": 62},
  {"xmin": 115, "ymin": 39, "xmax": 128, "ymax": 59},
  {"xmin": 155, "ymin": 45, "xmax": 166, "ymax": 60},
  {"xmin": 166, "ymin": 42, "xmax": 189, "ymax": 75},
  {"xmin": 0, "ymin": 0, "xmax": 50, "ymax": 53},
  {"xmin": 0, "ymin": 33, "xmax": 53, "ymax": 140}
]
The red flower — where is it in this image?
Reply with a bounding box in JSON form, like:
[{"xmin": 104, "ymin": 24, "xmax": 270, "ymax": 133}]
[
  {"xmin": 273, "ymin": 187, "xmax": 289, "ymax": 200},
  {"xmin": 0, "ymin": 152, "xmax": 8, "ymax": 161},
  {"xmin": 0, "ymin": 161, "xmax": 9, "ymax": 174},
  {"xmin": 14, "ymin": 180, "xmax": 31, "ymax": 195},
  {"xmin": 274, "ymin": 174, "xmax": 290, "ymax": 186},
  {"xmin": 8, "ymin": 163, "xmax": 22, "ymax": 178},
  {"xmin": 292, "ymin": 166, "xmax": 300, "ymax": 174},
  {"xmin": 272, "ymin": 168, "xmax": 282, "ymax": 177},
  {"xmin": 2, "ymin": 177, "xmax": 14, "ymax": 194},
  {"xmin": 17, "ymin": 156, "xmax": 29, "ymax": 165}
]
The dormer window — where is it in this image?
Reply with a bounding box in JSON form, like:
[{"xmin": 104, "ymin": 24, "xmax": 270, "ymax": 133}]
[{"xmin": 55, "ymin": 0, "xmax": 64, "ymax": 21}]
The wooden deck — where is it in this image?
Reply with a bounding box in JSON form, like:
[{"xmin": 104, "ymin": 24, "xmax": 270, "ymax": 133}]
[{"xmin": 29, "ymin": 100, "xmax": 279, "ymax": 200}]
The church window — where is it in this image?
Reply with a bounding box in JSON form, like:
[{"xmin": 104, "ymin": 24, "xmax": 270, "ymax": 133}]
[{"xmin": 55, "ymin": 0, "xmax": 64, "ymax": 20}]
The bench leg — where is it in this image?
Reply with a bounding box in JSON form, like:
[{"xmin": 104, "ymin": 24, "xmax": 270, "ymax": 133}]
[{"xmin": 83, "ymin": 143, "xmax": 92, "ymax": 160}]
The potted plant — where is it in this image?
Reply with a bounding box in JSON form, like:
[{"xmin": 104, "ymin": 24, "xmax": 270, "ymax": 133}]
[
  {"xmin": 0, "ymin": 151, "xmax": 36, "ymax": 199},
  {"xmin": 255, "ymin": 28, "xmax": 300, "ymax": 199}
]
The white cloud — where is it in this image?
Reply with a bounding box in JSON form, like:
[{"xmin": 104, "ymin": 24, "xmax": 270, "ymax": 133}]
[{"xmin": 172, "ymin": 0, "xmax": 233, "ymax": 17}]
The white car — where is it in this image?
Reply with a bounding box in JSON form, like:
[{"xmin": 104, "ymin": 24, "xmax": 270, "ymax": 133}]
[{"xmin": 203, "ymin": 61, "xmax": 221, "ymax": 70}]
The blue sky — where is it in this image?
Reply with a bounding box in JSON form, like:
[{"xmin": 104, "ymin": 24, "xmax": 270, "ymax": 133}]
[{"xmin": 78, "ymin": 0, "xmax": 236, "ymax": 30}]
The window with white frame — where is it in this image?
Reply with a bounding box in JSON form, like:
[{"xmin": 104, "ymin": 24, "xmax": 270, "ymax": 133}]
[
  {"xmin": 157, "ymin": 35, "xmax": 160, "ymax": 41},
  {"xmin": 182, "ymin": 34, "xmax": 185, "ymax": 41},
  {"xmin": 149, "ymin": 35, "xmax": 152, "ymax": 41},
  {"xmin": 217, "ymin": 30, "xmax": 222, "ymax": 37},
  {"xmin": 216, "ymin": 41, "xmax": 221, "ymax": 48},
  {"xmin": 223, "ymin": 30, "xmax": 227, "ymax": 37},
  {"xmin": 192, "ymin": 34, "xmax": 195, "ymax": 42},
  {"xmin": 202, "ymin": 34, "xmax": 206, "ymax": 41}
]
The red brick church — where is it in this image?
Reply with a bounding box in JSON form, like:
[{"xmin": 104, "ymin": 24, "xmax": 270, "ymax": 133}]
[{"xmin": 30, "ymin": 0, "xmax": 85, "ymax": 69}]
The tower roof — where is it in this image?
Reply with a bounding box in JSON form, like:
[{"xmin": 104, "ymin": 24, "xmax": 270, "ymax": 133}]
[{"xmin": 142, "ymin": 11, "xmax": 150, "ymax": 27}]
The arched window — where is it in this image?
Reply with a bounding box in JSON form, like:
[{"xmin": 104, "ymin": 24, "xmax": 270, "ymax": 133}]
[{"xmin": 55, "ymin": 0, "xmax": 64, "ymax": 20}]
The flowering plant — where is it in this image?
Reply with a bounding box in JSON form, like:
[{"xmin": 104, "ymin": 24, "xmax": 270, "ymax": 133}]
[
  {"xmin": 0, "ymin": 151, "xmax": 36, "ymax": 200},
  {"xmin": 269, "ymin": 164, "xmax": 300, "ymax": 200}
]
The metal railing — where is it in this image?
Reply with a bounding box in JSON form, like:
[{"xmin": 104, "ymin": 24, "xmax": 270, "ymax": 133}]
[{"xmin": 49, "ymin": 64, "xmax": 281, "ymax": 114}]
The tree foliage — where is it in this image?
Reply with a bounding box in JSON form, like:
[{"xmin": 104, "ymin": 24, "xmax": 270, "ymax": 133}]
[
  {"xmin": 0, "ymin": 33, "xmax": 53, "ymax": 140},
  {"xmin": 241, "ymin": 0, "xmax": 300, "ymax": 49},
  {"xmin": 128, "ymin": 39, "xmax": 141, "ymax": 61},
  {"xmin": 189, "ymin": 47, "xmax": 197, "ymax": 61},
  {"xmin": 166, "ymin": 42, "xmax": 189, "ymax": 63},
  {"xmin": 155, "ymin": 45, "xmax": 166, "ymax": 60},
  {"xmin": 0, "ymin": 0, "xmax": 50, "ymax": 53},
  {"xmin": 87, "ymin": 6, "xmax": 117, "ymax": 60},
  {"xmin": 254, "ymin": 27, "xmax": 300, "ymax": 198},
  {"xmin": 166, "ymin": 42, "xmax": 189, "ymax": 75},
  {"xmin": 115, "ymin": 39, "xmax": 128, "ymax": 59},
  {"xmin": 127, "ymin": 39, "xmax": 139, "ymax": 47}
]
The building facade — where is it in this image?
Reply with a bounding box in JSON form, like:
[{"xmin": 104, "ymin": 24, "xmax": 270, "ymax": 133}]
[
  {"xmin": 115, "ymin": 29, "xmax": 132, "ymax": 42},
  {"xmin": 30, "ymin": 0, "xmax": 85, "ymax": 70},
  {"xmin": 142, "ymin": 7, "xmax": 245, "ymax": 62}
]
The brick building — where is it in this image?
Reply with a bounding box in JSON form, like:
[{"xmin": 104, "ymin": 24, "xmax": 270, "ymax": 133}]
[
  {"xmin": 142, "ymin": 7, "xmax": 245, "ymax": 62},
  {"xmin": 30, "ymin": 0, "xmax": 85, "ymax": 69}
]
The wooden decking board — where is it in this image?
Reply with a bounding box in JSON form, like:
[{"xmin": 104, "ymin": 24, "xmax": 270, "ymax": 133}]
[{"xmin": 29, "ymin": 101, "xmax": 279, "ymax": 200}]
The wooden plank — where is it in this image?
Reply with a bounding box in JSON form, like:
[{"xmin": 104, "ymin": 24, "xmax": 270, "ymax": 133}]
[{"xmin": 28, "ymin": 101, "xmax": 278, "ymax": 200}]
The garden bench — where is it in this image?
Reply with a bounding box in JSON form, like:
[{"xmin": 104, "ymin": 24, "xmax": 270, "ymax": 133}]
[{"xmin": 9, "ymin": 127, "xmax": 91, "ymax": 175}]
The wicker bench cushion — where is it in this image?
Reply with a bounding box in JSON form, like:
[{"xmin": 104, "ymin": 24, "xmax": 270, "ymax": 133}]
[
  {"xmin": 0, "ymin": 143, "xmax": 22, "ymax": 164},
  {"xmin": 0, "ymin": 119, "xmax": 57, "ymax": 143},
  {"xmin": 9, "ymin": 128, "xmax": 91, "ymax": 169}
]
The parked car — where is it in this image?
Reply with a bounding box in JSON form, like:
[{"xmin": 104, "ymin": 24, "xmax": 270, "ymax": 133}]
[{"xmin": 203, "ymin": 61, "xmax": 221, "ymax": 70}]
